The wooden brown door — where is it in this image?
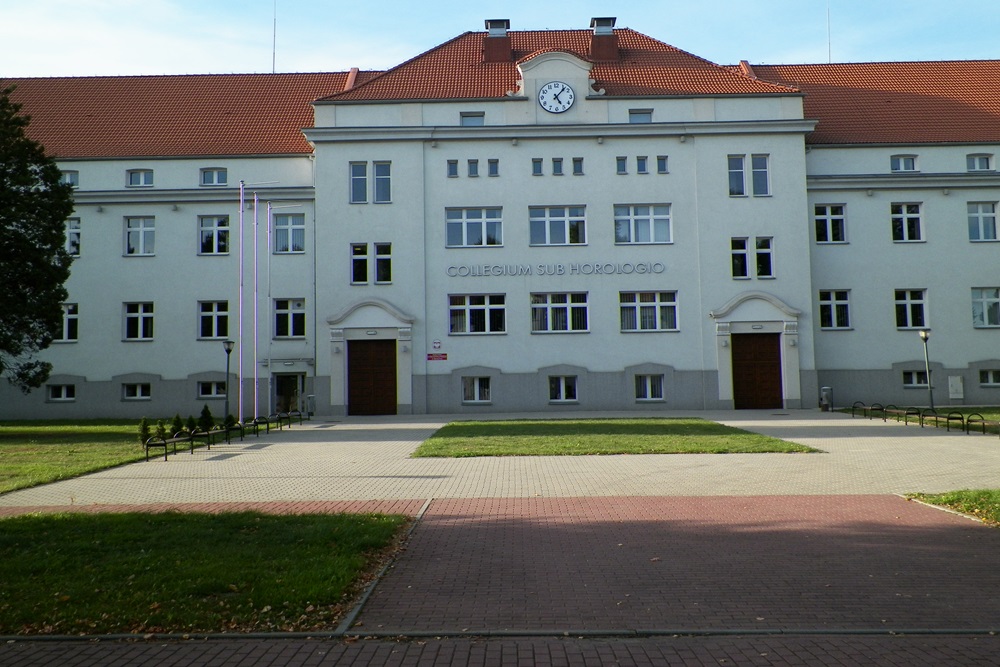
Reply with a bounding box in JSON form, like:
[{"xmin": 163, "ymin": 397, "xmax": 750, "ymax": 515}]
[
  {"xmin": 347, "ymin": 340, "xmax": 397, "ymax": 415},
  {"xmin": 731, "ymin": 333, "xmax": 783, "ymax": 409}
]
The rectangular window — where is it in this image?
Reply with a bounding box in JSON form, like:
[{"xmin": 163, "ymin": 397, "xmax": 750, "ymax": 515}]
[
  {"xmin": 199, "ymin": 215, "xmax": 230, "ymax": 254},
  {"xmin": 751, "ymin": 154, "xmax": 770, "ymax": 196},
  {"xmin": 815, "ymin": 205, "xmax": 847, "ymax": 243},
  {"xmin": 819, "ymin": 290, "xmax": 851, "ymax": 329},
  {"xmin": 447, "ymin": 160, "xmax": 459, "ymax": 177},
  {"xmin": 629, "ymin": 109, "xmax": 652, "ymax": 123},
  {"xmin": 200, "ymin": 168, "xmax": 227, "ymax": 186},
  {"xmin": 549, "ymin": 376, "xmax": 577, "ymax": 402},
  {"xmin": 972, "ymin": 288, "xmax": 1000, "ymax": 327},
  {"xmin": 124, "ymin": 302, "xmax": 154, "ymax": 340},
  {"xmin": 375, "ymin": 243, "xmax": 392, "ymax": 283},
  {"xmin": 199, "ymin": 300, "xmax": 229, "ymax": 339},
  {"xmin": 572, "ymin": 157, "xmax": 584, "ymax": 175},
  {"xmin": 126, "ymin": 169, "xmax": 153, "ymax": 187},
  {"xmin": 274, "ymin": 213, "xmax": 305, "ymax": 253},
  {"xmin": 65, "ymin": 218, "xmax": 81, "ymax": 256},
  {"xmin": 656, "ymin": 155, "xmax": 669, "ymax": 174},
  {"xmin": 60, "ymin": 170, "xmax": 79, "ymax": 187},
  {"xmin": 47, "ymin": 384, "xmax": 76, "ymax": 402},
  {"xmin": 728, "ymin": 155, "xmax": 746, "ymax": 196},
  {"xmin": 755, "ymin": 237, "xmax": 774, "ymax": 278},
  {"xmin": 350, "ymin": 162, "xmax": 368, "ymax": 203},
  {"xmin": 894, "ymin": 289, "xmax": 926, "ymax": 329},
  {"xmin": 198, "ymin": 381, "xmax": 227, "ymax": 399},
  {"xmin": 468, "ymin": 159, "xmax": 479, "ymax": 177},
  {"xmin": 731, "ymin": 238, "xmax": 749, "ymax": 278},
  {"xmin": 636, "ymin": 156, "xmax": 648, "ymax": 174},
  {"xmin": 447, "ymin": 208, "xmax": 502, "ymax": 247},
  {"xmin": 967, "ymin": 154, "xmax": 993, "ymax": 171},
  {"xmin": 635, "ymin": 375, "xmax": 664, "ymax": 401},
  {"xmin": 968, "ymin": 202, "xmax": 997, "ymax": 241},
  {"xmin": 488, "ymin": 159, "xmax": 499, "ymax": 177},
  {"xmin": 619, "ymin": 292, "xmax": 678, "ymax": 332},
  {"xmin": 59, "ymin": 303, "xmax": 79, "ymax": 342},
  {"xmin": 616, "ymin": 156, "xmax": 628, "ymax": 175},
  {"xmin": 532, "ymin": 158, "xmax": 543, "ymax": 176},
  {"xmin": 373, "ymin": 162, "xmax": 391, "ymax": 203},
  {"xmin": 450, "ymin": 295, "xmax": 506, "ymax": 334},
  {"xmin": 614, "ymin": 204, "xmax": 671, "ymax": 244},
  {"xmin": 891, "ymin": 203, "xmax": 922, "ymax": 242},
  {"xmin": 125, "ymin": 216, "xmax": 155, "ymax": 256},
  {"xmin": 274, "ymin": 299, "xmax": 306, "ymax": 338},
  {"xmin": 460, "ymin": 112, "xmax": 485, "ymax": 126},
  {"xmin": 349, "ymin": 243, "xmax": 392, "ymax": 285},
  {"xmin": 903, "ymin": 371, "xmax": 928, "ymax": 387},
  {"xmin": 531, "ymin": 293, "xmax": 589, "ymax": 333},
  {"xmin": 351, "ymin": 243, "xmax": 368, "ymax": 284},
  {"xmin": 462, "ymin": 377, "xmax": 492, "ymax": 403},
  {"xmin": 891, "ymin": 155, "xmax": 917, "ymax": 172},
  {"xmin": 552, "ymin": 158, "xmax": 563, "ymax": 175},
  {"xmin": 529, "ymin": 206, "xmax": 586, "ymax": 245},
  {"xmin": 122, "ymin": 383, "xmax": 151, "ymax": 400},
  {"xmin": 979, "ymin": 369, "xmax": 1000, "ymax": 385}
]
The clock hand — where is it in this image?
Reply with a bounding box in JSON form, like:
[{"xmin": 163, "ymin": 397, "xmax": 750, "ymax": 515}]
[{"xmin": 553, "ymin": 87, "xmax": 564, "ymax": 103}]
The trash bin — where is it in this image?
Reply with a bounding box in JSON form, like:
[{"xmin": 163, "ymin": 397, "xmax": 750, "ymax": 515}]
[
  {"xmin": 819, "ymin": 386, "xmax": 832, "ymax": 411},
  {"xmin": 305, "ymin": 394, "xmax": 316, "ymax": 417}
]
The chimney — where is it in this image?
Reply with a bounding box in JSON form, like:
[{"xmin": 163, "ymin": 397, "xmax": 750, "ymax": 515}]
[
  {"xmin": 484, "ymin": 19, "xmax": 512, "ymax": 62},
  {"xmin": 589, "ymin": 17, "xmax": 618, "ymax": 61}
]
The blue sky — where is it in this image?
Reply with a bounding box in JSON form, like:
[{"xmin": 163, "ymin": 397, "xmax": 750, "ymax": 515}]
[{"xmin": 4, "ymin": 0, "xmax": 1000, "ymax": 77}]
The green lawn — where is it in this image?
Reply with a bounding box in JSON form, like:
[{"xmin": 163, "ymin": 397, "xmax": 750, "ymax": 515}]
[
  {"xmin": 0, "ymin": 511, "xmax": 407, "ymax": 635},
  {"xmin": 910, "ymin": 489, "xmax": 1000, "ymax": 526},
  {"xmin": 0, "ymin": 421, "xmax": 145, "ymax": 493},
  {"xmin": 413, "ymin": 418, "xmax": 816, "ymax": 457}
]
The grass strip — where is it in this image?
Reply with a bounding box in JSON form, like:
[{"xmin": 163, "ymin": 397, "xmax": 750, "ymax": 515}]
[
  {"xmin": 413, "ymin": 418, "xmax": 815, "ymax": 457},
  {"xmin": 909, "ymin": 489, "xmax": 1000, "ymax": 526},
  {"xmin": 0, "ymin": 511, "xmax": 407, "ymax": 635}
]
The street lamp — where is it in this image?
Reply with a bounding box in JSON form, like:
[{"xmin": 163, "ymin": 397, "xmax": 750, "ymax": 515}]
[
  {"xmin": 223, "ymin": 339, "xmax": 235, "ymax": 426},
  {"xmin": 918, "ymin": 329, "xmax": 934, "ymax": 410}
]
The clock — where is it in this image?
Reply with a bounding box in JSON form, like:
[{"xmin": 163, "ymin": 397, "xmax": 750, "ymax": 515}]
[{"xmin": 537, "ymin": 81, "xmax": 575, "ymax": 113}]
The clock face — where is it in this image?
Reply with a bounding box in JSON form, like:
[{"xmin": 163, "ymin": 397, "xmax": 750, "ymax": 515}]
[{"xmin": 537, "ymin": 81, "xmax": 575, "ymax": 113}]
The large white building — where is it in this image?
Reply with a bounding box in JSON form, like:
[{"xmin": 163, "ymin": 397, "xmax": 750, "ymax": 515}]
[{"xmin": 4, "ymin": 18, "xmax": 1000, "ymax": 419}]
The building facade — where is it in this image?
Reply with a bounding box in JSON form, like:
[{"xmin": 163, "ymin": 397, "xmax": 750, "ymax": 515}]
[{"xmin": 3, "ymin": 18, "xmax": 999, "ymax": 419}]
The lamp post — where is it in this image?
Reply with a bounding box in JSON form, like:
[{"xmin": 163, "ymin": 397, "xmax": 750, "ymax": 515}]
[
  {"xmin": 223, "ymin": 339, "xmax": 235, "ymax": 425},
  {"xmin": 918, "ymin": 329, "xmax": 934, "ymax": 410}
]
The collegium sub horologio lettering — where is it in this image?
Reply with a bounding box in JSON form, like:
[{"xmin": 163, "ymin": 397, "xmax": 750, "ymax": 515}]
[{"xmin": 446, "ymin": 262, "xmax": 665, "ymax": 278}]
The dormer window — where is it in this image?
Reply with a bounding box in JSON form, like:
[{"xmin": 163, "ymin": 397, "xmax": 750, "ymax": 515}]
[
  {"xmin": 967, "ymin": 154, "xmax": 993, "ymax": 172},
  {"xmin": 890, "ymin": 155, "xmax": 917, "ymax": 173},
  {"xmin": 127, "ymin": 169, "xmax": 153, "ymax": 187}
]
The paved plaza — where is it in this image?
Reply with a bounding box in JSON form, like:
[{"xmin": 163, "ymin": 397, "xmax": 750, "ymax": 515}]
[{"xmin": 2, "ymin": 410, "xmax": 1000, "ymax": 665}]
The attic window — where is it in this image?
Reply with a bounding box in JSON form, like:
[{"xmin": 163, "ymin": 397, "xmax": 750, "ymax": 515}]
[
  {"xmin": 60, "ymin": 170, "xmax": 79, "ymax": 187},
  {"xmin": 461, "ymin": 112, "xmax": 485, "ymax": 127},
  {"xmin": 629, "ymin": 109, "xmax": 652, "ymax": 124},
  {"xmin": 967, "ymin": 154, "xmax": 993, "ymax": 172},
  {"xmin": 890, "ymin": 155, "xmax": 917, "ymax": 173},
  {"xmin": 126, "ymin": 169, "xmax": 153, "ymax": 187}
]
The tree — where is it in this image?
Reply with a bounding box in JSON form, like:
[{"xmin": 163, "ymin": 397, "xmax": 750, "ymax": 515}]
[{"xmin": 0, "ymin": 86, "xmax": 74, "ymax": 392}]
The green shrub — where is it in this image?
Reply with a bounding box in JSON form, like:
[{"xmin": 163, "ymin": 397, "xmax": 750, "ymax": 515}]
[
  {"xmin": 198, "ymin": 405, "xmax": 214, "ymax": 432},
  {"xmin": 138, "ymin": 417, "xmax": 151, "ymax": 444}
]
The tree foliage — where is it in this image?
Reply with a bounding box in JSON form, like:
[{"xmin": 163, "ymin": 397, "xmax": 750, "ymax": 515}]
[{"xmin": 0, "ymin": 86, "xmax": 74, "ymax": 392}]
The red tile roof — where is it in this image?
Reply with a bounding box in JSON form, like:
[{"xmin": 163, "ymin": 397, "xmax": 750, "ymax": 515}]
[
  {"xmin": 321, "ymin": 29, "xmax": 797, "ymax": 103},
  {"xmin": 749, "ymin": 61, "xmax": 1000, "ymax": 144},
  {"xmin": 2, "ymin": 72, "xmax": 380, "ymax": 158}
]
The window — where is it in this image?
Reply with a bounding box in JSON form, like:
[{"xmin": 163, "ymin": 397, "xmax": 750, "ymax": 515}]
[
  {"xmin": 552, "ymin": 158, "xmax": 563, "ymax": 175},
  {"xmin": 751, "ymin": 155, "xmax": 770, "ymax": 196},
  {"xmin": 967, "ymin": 154, "xmax": 993, "ymax": 171},
  {"xmin": 48, "ymin": 384, "xmax": 75, "ymax": 402},
  {"xmin": 894, "ymin": 289, "xmax": 926, "ymax": 329},
  {"xmin": 60, "ymin": 170, "xmax": 79, "ymax": 187},
  {"xmin": 755, "ymin": 237, "xmax": 774, "ymax": 277},
  {"xmin": 124, "ymin": 302, "xmax": 154, "ymax": 340},
  {"xmin": 979, "ymin": 369, "xmax": 1000, "ymax": 386},
  {"xmin": 891, "ymin": 203, "xmax": 922, "ymax": 242},
  {"xmin": 614, "ymin": 205, "xmax": 671, "ymax": 244},
  {"xmin": 815, "ymin": 205, "xmax": 846, "ymax": 243},
  {"xmin": 488, "ymin": 159, "xmax": 499, "ymax": 177},
  {"xmin": 968, "ymin": 202, "xmax": 997, "ymax": 241},
  {"xmin": 58, "ymin": 303, "xmax": 79, "ymax": 342},
  {"xmin": 629, "ymin": 109, "xmax": 652, "ymax": 123},
  {"xmin": 200, "ymin": 168, "xmax": 227, "ymax": 186},
  {"xmin": 350, "ymin": 243, "xmax": 391, "ymax": 284},
  {"xmin": 198, "ymin": 301, "xmax": 229, "ymax": 339},
  {"xmin": 616, "ymin": 156, "xmax": 628, "ymax": 175},
  {"xmin": 199, "ymin": 216, "xmax": 230, "ymax": 254},
  {"xmin": 460, "ymin": 112, "xmax": 484, "ymax": 126},
  {"xmin": 903, "ymin": 371, "xmax": 928, "ymax": 387},
  {"xmin": 529, "ymin": 206, "xmax": 585, "ymax": 246},
  {"xmin": 350, "ymin": 162, "xmax": 390, "ymax": 203},
  {"xmin": 656, "ymin": 156, "xmax": 668, "ymax": 174},
  {"xmin": 728, "ymin": 155, "xmax": 769, "ymax": 197},
  {"xmin": 462, "ymin": 377, "xmax": 492, "ymax": 403},
  {"xmin": 531, "ymin": 293, "xmax": 588, "ymax": 332},
  {"xmin": 449, "ymin": 294, "xmax": 505, "ymax": 334},
  {"xmin": 127, "ymin": 169, "xmax": 153, "ymax": 187},
  {"xmin": 635, "ymin": 375, "xmax": 664, "ymax": 401},
  {"xmin": 619, "ymin": 292, "xmax": 678, "ymax": 331},
  {"xmin": 731, "ymin": 238, "xmax": 749, "ymax": 278},
  {"xmin": 447, "ymin": 208, "xmax": 502, "ymax": 247},
  {"xmin": 447, "ymin": 160, "xmax": 459, "ymax": 177},
  {"xmin": 468, "ymin": 159, "xmax": 479, "ymax": 177},
  {"xmin": 125, "ymin": 216, "xmax": 155, "ymax": 255},
  {"xmin": 274, "ymin": 213, "xmax": 305, "ymax": 253},
  {"xmin": 890, "ymin": 155, "xmax": 917, "ymax": 172},
  {"xmin": 374, "ymin": 162, "xmax": 391, "ymax": 203},
  {"xmin": 728, "ymin": 155, "xmax": 746, "ymax": 196},
  {"xmin": 819, "ymin": 290, "xmax": 851, "ymax": 329},
  {"xmin": 274, "ymin": 299, "xmax": 306, "ymax": 338},
  {"xmin": 65, "ymin": 218, "xmax": 81, "ymax": 256},
  {"xmin": 532, "ymin": 158, "xmax": 543, "ymax": 176},
  {"xmin": 636, "ymin": 156, "xmax": 648, "ymax": 174},
  {"xmin": 972, "ymin": 288, "xmax": 1000, "ymax": 327},
  {"xmin": 549, "ymin": 376, "xmax": 577, "ymax": 402},
  {"xmin": 123, "ymin": 383, "xmax": 151, "ymax": 400},
  {"xmin": 572, "ymin": 157, "xmax": 584, "ymax": 175},
  {"xmin": 198, "ymin": 381, "xmax": 227, "ymax": 399}
]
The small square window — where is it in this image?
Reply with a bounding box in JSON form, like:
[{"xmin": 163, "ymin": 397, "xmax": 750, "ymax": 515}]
[
  {"xmin": 656, "ymin": 156, "xmax": 668, "ymax": 174},
  {"xmin": 487, "ymin": 159, "xmax": 500, "ymax": 177},
  {"xmin": 47, "ymin": 384, "xmax": 76, "ymax": 402},
  {"xmin": 979, "ymin": 369, "xmax": 1000, "ymax": 386},
  {"xmin": 572, "ymin": 157, "xmax": 584, "ymax": 175},
  {"xmin": 123, "ymin": 383, "xmax": 152, "ymax": 400},
  {"xmin": 616, "ymin": 157, "xmax": 627, "ymax": 175},
  {"xmin": 549, "ymin": 375, "xmax": 578, "ymax": 402},
  {"xmin": 462, "ymin": 377, "xmax": 492, "ymax": 403},
  {"xmin": 60, "ymin": 170, "xmax": 79, "ymax": 187},
  {"xmin": 447, "ymin": 160, "xmax": 459, "ymax": 178},
  {"xmin": 532, "ymin": 158, "xmax": 543, "ymax": 176},
  {"xmin": 637, "ymin": 156, "xmax": 648, "ymax": 174},
  {"xmin": 552, "ymin": 158, "xmax": 563, "ymax": 176},
  {"xmin": 468, "ymin": 159, "xmax": 479, "ymax": 177}
]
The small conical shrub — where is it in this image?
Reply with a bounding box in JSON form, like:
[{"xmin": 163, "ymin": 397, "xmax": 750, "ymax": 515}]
[
  {"xmin": 138, "ymin": 417, "xmax": 151, "ymax": 444},
  {"xmin": 198, "ymin": 404, "xmax": 214, "ymax": 432}
]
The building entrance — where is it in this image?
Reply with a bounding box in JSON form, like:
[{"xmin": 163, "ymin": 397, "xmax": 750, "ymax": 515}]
[
  {"xmin": 731, "ymin": 333, "xmax": 783, "ymax": 409},
  {"xmin": 274, "ymin": 373, "xmax": 304, "ymax": 413},
  {"xmin": 347, "ymin": 339, "xmax": 397, "ymax": 415}
]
